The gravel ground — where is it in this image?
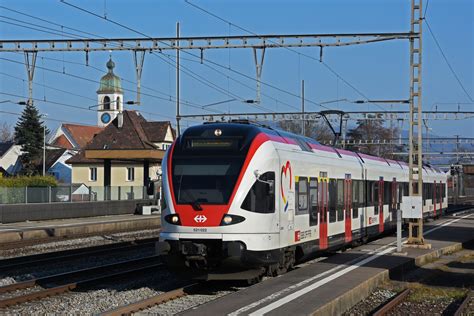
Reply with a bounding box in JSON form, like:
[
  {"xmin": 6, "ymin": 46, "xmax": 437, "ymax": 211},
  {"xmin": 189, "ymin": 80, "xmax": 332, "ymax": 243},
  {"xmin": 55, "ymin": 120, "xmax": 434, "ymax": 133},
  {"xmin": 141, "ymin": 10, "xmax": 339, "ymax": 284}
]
[
  {"xmin": 141, "ymin": 282, "xmax": 245, "ymax": 315},
  {"xmin": 0, "ymin": 229, "xmax": 160, "ymax": 259},
  {"xmin": 343, "ymin": 287, "xmax": 399, "ymax": 315},
  {"xmin": 387, "ymin": 296, "xmax": 461, "ymax": 316},
  {"xmin": 0, "ymin": 267, "xmax": 177, "ymax": 314}
]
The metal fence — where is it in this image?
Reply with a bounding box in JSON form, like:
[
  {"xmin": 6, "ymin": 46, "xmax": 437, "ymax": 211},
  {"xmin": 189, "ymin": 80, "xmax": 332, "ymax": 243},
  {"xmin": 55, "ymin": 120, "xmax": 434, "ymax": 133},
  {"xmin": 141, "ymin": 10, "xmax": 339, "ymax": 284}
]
[{"xmin": 0, "ymin": 185, "xmax": 150, "ymax": 204}]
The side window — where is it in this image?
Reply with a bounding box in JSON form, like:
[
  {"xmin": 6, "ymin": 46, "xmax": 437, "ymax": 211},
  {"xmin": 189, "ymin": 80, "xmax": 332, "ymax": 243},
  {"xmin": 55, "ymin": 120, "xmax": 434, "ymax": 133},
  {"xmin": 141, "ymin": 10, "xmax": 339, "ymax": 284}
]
[
  {"xmin": 366, "ymin": 181, "xmax": 373, "ymax": 207},
  {"xmin": 352, "ymin": 180, "xmax": 359, "ymax": 219},
  {"xmin": 329, "ymin": 179, "xmax": 337, "ymax": 223},
  {"xmin": 337, "ymin": 179, "xmax": 344, "ymax": 221},
  {"xmin": 373, "ymin": 181, "xmax": 379, "ymax": 215},
  {"xmin": 309, "ymin": 178, "xmax": 318, "ymax": 226},
  {"xmin": 384, "ymin": 181, "xmax": 391, "ymax": 205},
  {"xmin": 241, "ymin": 172, "xmax": 275, "ymax": 214},
  {"xmin": 296, "ymin": 177, "xmax": 309, "ymax": 215}
]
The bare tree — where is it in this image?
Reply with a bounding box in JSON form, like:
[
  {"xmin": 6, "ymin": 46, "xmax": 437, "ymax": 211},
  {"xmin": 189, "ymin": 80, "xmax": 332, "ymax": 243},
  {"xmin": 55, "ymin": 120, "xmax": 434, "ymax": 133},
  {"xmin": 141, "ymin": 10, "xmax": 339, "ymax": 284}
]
[
  {"xmin": 0, "ymin": 122, "xmax": 14, "ymax": 142},
  {"xmin": 346, "ymin": 117, "xmax": 404, "ymax": 159},
  {"xmin": 278, "ymin": 119, "xmax": 334, "ymax": 143}
]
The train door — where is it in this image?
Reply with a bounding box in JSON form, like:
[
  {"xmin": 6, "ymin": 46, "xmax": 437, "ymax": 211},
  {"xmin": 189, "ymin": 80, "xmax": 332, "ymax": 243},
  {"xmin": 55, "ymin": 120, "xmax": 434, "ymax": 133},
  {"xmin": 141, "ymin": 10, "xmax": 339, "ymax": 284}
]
[
  {"xmin": 319, "ymin": 172, "xmax": 329, "ymax": 250},
  {"xmin": 433, "ymin": 180, "xmax": 437, "ymax": 217},
  {"xmin": 378, "ymin": 178, "xmax": 384, "ymax": 233},
  {"xmin": 344, "ymin": 174, "xmax": 352, "ymax": 243}
]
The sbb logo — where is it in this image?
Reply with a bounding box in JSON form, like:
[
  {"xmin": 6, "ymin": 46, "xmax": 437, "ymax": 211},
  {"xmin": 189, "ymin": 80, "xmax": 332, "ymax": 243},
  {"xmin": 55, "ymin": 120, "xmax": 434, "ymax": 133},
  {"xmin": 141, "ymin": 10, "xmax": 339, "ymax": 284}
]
[{"xmin": 194, "ymin": 215, "xmax": 207, "ymax": 223}]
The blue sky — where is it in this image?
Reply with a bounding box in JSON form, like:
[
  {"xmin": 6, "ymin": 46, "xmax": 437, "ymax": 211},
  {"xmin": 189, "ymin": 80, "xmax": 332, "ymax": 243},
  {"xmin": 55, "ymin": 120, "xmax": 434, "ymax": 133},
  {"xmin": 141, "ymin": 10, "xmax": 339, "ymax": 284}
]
[{"xmin": 0, "ymin": 0, "xmax": 472, "ymax": 140}]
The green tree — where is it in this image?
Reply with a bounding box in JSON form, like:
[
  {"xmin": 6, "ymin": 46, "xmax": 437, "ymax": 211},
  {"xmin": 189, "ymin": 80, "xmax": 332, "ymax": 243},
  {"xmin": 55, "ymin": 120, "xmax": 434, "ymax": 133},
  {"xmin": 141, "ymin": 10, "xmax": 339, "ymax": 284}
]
[{"xmin": 14, "ymin": 103, "xmax": 48, "ymax": 175}]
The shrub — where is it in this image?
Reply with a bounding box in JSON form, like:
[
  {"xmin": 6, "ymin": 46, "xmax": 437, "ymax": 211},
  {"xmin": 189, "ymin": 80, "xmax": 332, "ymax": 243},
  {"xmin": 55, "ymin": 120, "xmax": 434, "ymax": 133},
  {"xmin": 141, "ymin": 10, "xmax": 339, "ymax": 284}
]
[{"xmin": 0, "ymin": 175, "xmax": 58, "ymax": 188}]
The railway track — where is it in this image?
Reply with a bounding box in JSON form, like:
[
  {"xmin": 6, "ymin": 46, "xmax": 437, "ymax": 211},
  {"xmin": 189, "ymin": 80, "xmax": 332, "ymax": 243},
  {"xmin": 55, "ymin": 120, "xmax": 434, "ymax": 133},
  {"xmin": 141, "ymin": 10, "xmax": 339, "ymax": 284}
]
[
  {"xmin": 0, "ymin": 237, "xmax": 159, "ymax": 272},
  {"xmin": 454, "ymin": 290, "xmax": 474, "ymax": 316},
  {"xmin": 372, "ymin": 289, "xmax": 410, "ymax": 316},
  {"xmin": 0, "ymin": 256, "xmax": 164, "ymax": 308},
  {"xmin": 100, "ymin": 283, "xmax": 199, "ymax": 316},
  {"xmin": 0, "ymin": 228, "xmax": 160, "ymax": 250}
]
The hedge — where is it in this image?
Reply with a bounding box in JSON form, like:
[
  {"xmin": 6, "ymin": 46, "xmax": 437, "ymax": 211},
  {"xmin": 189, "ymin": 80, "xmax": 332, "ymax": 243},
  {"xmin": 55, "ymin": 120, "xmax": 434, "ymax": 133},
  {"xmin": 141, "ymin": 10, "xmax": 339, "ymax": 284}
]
[{"xmin": 0, "ymin": 175, "xmax": 58, "ymax": 188}]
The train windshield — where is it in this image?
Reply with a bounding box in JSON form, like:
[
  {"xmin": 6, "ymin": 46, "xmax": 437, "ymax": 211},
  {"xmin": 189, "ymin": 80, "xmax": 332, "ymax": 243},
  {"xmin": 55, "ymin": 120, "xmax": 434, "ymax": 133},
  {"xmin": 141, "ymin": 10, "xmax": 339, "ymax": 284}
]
[{"xmin": 172, "ymin": 157, "xmax": 244, "ymax": 205}]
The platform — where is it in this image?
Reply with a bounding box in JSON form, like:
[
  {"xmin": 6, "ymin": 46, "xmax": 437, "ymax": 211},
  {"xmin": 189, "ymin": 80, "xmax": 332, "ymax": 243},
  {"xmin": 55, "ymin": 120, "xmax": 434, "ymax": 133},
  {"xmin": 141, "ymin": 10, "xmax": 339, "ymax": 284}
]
[
  {"xmin": 0, "ymin": 214, "xmax": 161, "ymax": 244},
  {"xmin": 182, "ymin": 210, "xmax": 474, "ymax": 316}
]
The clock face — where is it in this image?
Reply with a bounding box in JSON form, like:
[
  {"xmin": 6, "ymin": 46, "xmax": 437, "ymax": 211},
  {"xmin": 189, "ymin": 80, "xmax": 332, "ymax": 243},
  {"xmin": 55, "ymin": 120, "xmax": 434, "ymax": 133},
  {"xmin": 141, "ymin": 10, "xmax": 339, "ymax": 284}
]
[{"xmin": 101, "ymin": 113, "xmax": 111, "ymax": 124}]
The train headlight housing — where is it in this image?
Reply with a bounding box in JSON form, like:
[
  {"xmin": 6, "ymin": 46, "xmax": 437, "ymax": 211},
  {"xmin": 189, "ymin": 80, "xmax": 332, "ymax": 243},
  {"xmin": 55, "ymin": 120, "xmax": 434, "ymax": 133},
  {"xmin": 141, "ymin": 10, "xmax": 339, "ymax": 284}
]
[
  {"xmin": 220, "ymin": 214, "xmax": 245, "ymax": 226},
  {"xmin": 165, "ymin": 214, "xmax": 181, "ymax": 225}
]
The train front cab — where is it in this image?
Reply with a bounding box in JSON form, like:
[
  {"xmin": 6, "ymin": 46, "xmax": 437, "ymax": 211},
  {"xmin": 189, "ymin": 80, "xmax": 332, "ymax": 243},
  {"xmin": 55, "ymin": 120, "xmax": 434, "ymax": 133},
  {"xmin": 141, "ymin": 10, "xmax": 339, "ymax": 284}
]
[{"xmin": 158, "ymin": 124, "xmax": 285, "ymax": 275}]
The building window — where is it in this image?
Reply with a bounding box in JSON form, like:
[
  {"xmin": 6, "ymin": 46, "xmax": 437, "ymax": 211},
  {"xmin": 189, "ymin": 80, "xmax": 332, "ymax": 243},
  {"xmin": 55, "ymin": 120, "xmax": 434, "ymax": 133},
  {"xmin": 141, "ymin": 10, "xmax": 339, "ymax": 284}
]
[
  {"xmin": 162, "ymin": 144, "xmax": 171, "ymax": 150},
  {"xmin": 126, "ymin": 167, "xmax": 135, "ymax": 182},
  {"xmin": 116, "ymin": 97, "xmax": 120, "ymax": 110},
  {"xmin": 103, "ymin": 96, "xmax": 111, "ymax": 110},
  {"xmin": 89, "ymin": 167, "xmax": 97, "ymax": 181}
]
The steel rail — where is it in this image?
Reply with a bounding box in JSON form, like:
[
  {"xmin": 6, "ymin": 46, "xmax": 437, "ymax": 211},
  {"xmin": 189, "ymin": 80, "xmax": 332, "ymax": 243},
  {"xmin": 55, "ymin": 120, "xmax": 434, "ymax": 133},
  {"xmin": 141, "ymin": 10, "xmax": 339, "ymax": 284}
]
[
  {"xmin": 100, "ymin": 283, "xmax": 199, "ymax": 316},
  {"xmin": 0, "ymin": 237, "xmax": 159, "ymax": 271},
  {"xmin": 0, "ymin": 261, "xmax": 164, "ymax": 308},
  {"xmin": 0, "ymin": 256, "xmax": 161, "ymax": 294},
  {"xmin": 454, "ymin": 290, "xmax": 473, "ymax": 316},
  {"xmin": 373, "ymin": 289, "xmax": 410, "ymax": 316}
]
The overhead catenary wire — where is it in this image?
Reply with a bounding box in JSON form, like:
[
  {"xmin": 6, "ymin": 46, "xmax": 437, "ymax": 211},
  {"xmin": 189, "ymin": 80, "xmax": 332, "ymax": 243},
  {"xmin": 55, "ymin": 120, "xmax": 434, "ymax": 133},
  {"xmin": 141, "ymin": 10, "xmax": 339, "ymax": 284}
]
[
  {"xmin": 0, "ymin": 7, "xmax": 251, "ymax": 112},
  {"xmin": 2, "ymin": 4, "xmax": 313, "ymax": 113},
  {"xmin": 58, "ymin": 0, "xmax": 320, "ymax": 112},
  {"xmin": 424, "ymin": 18, "xmax": 473, "ymax": 102},
  {"xmin": 0, "ymin": 91, "xmax": 201, "ymax": 123},
  {"xmin": 0, "ymin": 56, "xmax": 224, "ymax": 114},
  {"xmin": 183, "ymin": 0, "xmax": 388, "ymax": 112}
]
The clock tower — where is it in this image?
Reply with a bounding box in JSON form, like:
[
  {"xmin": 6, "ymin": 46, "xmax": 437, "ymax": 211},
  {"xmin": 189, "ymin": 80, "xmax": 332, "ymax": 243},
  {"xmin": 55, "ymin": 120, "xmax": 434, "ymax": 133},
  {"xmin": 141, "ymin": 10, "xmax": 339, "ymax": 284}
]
[{"xmin": 97, "ymin": 57, "xmax": 123, "ymax": 127}]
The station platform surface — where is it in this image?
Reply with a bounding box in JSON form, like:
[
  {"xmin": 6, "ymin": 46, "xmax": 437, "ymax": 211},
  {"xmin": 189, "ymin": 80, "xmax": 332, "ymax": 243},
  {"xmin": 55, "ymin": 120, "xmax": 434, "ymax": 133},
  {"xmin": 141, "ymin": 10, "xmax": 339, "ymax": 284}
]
[
  {"xmin": 183, "ymin": 210, "xmax": 474, "ymax": 316},
  {"xmin": 0, "ymin": 214, "xmax": 160, "ymax": 244}
]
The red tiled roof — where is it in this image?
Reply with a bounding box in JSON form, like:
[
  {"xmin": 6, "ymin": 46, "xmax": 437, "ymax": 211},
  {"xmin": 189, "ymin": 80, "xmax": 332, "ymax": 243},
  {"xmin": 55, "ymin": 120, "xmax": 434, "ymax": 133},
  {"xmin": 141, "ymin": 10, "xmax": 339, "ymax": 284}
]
[
  {"xmin": 66, "ymin": 111, "xmax": 174, "ymax": 164},
  {"xmin": 52, "ymin": 134, "xmax": 73, "ymax": 149},
  {"xmin": 63, "ymin": 124, "xmax": 104, "ymax": 149}
]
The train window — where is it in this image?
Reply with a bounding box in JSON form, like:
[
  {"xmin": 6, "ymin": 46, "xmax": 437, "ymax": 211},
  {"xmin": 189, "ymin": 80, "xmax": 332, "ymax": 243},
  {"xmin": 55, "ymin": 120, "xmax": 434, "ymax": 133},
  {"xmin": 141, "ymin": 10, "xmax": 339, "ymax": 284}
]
[
  {"xmin": 366, "ymin": 181, "xmax": 373, "ymax": 207},
  {"xmin": 337, "ymin": 179, "xmax": 344, "ymax": 221},
  {"xmin": 296, "ymin": 177, "xmax": 309, "ymax": 215},
  {"xmin": 384, "ymin": 181, "xmax": 391, "ymax": 206},
  {"xmin": 352, "ymin": 180, "xmax": 358, "ymax": 207},
  {"xmin": 352, "ymin": 180, "xmax": 359, "ymax": 219},
  {"xmin": 358, "ymin": 180, "xmax": 365, "ymax": 208},
  {"xmin": 373, "ymin": 182, "xmax": 379, "ymax": 215},
  {"xmin": 329, "ymin": 179, "xmax": 337, "ymax": 223},
  {"xmin": 309, "ymin": 178, "xmax": 318, "ymax": 226},
  {"xmin": 241, "ymin": 172, "xmax": 275, "ymax": 214}
]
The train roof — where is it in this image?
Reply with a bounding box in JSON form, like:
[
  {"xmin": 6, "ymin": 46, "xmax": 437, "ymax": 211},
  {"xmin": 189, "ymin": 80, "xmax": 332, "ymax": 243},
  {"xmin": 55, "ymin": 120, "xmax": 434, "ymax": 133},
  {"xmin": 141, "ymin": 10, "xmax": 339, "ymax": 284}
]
[{"xmin": 182, "ymin": 121, "xmax": 445, "ymax": 175}]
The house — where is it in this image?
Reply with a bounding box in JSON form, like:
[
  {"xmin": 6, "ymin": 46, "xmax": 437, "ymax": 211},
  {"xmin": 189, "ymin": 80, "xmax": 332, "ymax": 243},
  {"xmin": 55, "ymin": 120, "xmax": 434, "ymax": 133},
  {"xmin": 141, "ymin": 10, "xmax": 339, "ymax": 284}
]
[
  {"xmin": 67, "ymin": 110, "xmax": 175, "ymax": 189},
  {"xmin": 0, "ymin": 142, "xmax": 22, "ymax": 176},
  {"xmin": 41, "ymin": 148, "xmax": 76, "ymax": 183},
  {"xmin": 49, "ymin": 124, "xmax": 104, "ymax": 150}
]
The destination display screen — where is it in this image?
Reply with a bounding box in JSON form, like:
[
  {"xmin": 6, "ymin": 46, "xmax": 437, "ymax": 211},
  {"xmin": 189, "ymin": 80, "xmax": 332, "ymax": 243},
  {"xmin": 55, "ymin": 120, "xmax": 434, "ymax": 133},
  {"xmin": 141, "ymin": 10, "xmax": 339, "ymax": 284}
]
[{"xmin": 186, "ymin": 138, "xmax": 240, "ymax": 150}]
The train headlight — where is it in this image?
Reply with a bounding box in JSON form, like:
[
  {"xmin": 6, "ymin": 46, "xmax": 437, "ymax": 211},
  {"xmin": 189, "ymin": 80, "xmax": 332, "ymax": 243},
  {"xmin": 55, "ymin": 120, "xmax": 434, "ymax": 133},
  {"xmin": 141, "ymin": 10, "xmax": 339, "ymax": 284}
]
[
  {"xmin": 220, "ymin": 214, "xmax": 245, "ymax": 226},
  {"xmin": 223, "ymin": 215, "xmax": 233, "ymax": 225},
  {"xmin": 165, "ymin": 214, "xmax": 181, "ymax": 225}
]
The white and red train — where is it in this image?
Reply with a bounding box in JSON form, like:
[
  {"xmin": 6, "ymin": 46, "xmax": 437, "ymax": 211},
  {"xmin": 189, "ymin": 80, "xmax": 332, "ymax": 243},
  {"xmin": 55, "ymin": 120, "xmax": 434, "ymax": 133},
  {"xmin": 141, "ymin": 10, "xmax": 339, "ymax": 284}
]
[{"xmin": 158, "ymin": 121, "xmax": 448, "ymax": 277}]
